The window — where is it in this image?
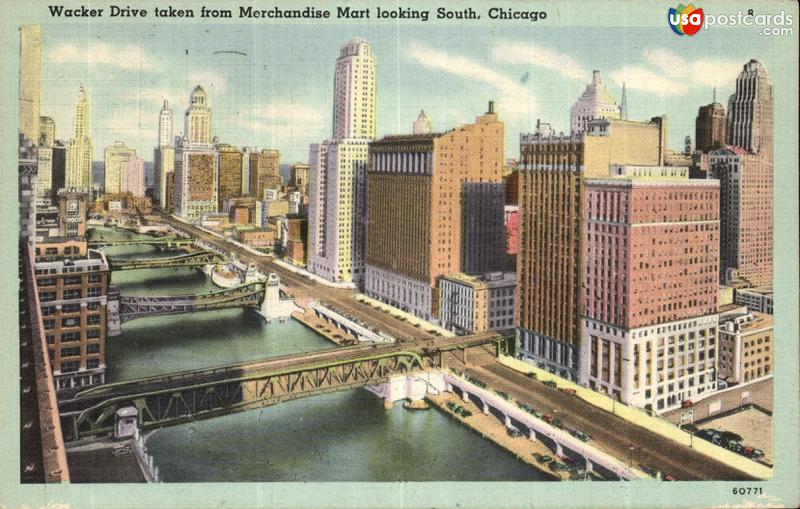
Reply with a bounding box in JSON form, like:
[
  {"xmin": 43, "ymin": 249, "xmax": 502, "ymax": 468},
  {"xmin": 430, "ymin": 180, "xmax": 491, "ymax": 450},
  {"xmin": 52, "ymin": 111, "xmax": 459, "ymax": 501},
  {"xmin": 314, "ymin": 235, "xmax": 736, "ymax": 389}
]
[
  {"xmin": 39, "ymin": 292, "xmax": 57, "ymax": 302},
  {"xmin": 86, "ymin": 329, "xmax": 101, "ymax": 339},
  {"xmin": 86, "ymin": 359, "xmax": 100, "ymax": 369},
  {"xmin": 60, "ymin": 346, "xmax": 81, "ymax": 358},
  {"xmin": 61, "ymin": 331, "xmax": 81, "ymax": 342},
  {"xmin": 63, "ymin": 289, "xmax": 82, "ymax": 299},
  {"xmin": 62, "ymin": 317, "xmax": 80, "ymax": 328},
  {"xmin": 87, "ymin": 287, "xmax": 103, "ymax": 297},
  {"xmin": 63, "ymin": 276, "xmax": 82, "ymax": 285},
  {"xmin": 61, "ymin": 361, "xmax": 80, "ymax": 373},
  {"xmin": 87, "ymin": 344, "xmax": 100, "ymax": 354}
]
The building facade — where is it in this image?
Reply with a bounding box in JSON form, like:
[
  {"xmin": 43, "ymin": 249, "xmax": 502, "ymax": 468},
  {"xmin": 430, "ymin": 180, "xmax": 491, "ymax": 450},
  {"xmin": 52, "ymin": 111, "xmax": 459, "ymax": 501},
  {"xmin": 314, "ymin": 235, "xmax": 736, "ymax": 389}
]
[
  {"xmin": 365, "ymin": 105, "xmax": 504, "ymax": 319},
  {"xmin": 517, "ymin": 117, "xmax": 667, "ymax": 380},
  {"xmin": 570, "ymin": 70, "xmax": 621, "ymax": 135},
  {"xmin": 249, "ymin": 149, "xmax": 281, "ymax": 200},
  {"xmin": 579, "ymin": 173, "xmax": 720, "ymax": 412},
  {"xmin": 35, "ymin": 245, "xmax": 110, "ymax": 391},
  {"xmin": 734, "ymin": 287, "xmax": 773, "ymax": 315},
  {"xmin": 289, "ymin": 162, "xmax": 310, "ymax": 195},
  {"xmin": 174, "ymin": 145, "xmax": 218, "ymax": 220},
  {"xmin": 66, "ymin": 86, "xmax": 93, "ymax": 192},
  {"xmin": 185, "ymin": 86, "xmax": 212, "ymax": 145},
  {"xmin": 120, "ymin": 157, "xmax": 146, "ymax": 197},
  {"xmin": 332, "ymin": 38, "xmax": 376, "ymax": 141},
  {"xmin": 461, "ymin": 181, "xmax": 508, "ymax": 275},
  {"xmin": 218, "ymin": 144, "xmax": 244, "ymax": 210},
  {"xmin": 19, "ymin": 25, "xmax": 42, "ymax": 143},
  {"xmin": 439, "ymin": 272, "xmax": 516, "ymax": 334},
  {"xmin": 718, "ymin": 312, "xmax": 773, "ymax": 385},
  {"xmin": 103, "ymin": 141, "xmax": 138, "ymax": 195},
  {"xmin": 153, "ymin": 100, "xmax": 175, "ymax": 210},
  {"xmin": 695, "ymin": 101, "xmax": 726, "ymax": 153}
]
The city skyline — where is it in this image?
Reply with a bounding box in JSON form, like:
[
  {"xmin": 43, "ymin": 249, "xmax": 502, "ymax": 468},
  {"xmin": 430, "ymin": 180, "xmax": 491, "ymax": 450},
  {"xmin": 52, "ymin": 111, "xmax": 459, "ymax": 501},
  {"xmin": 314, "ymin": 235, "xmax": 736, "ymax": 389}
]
[{"xmin": 36, "ymin": 23, "xmax": 781, "ymax": 163}]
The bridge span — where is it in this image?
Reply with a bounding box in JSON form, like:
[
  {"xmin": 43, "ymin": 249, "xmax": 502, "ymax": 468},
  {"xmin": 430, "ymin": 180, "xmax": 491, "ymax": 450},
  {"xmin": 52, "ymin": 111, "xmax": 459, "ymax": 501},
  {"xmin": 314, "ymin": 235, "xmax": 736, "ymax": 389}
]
[
  {"xmin": 89, "ymin": 236, "xmax": 196, "ymax": 249},
  {"xmin": 58, "ymin": 331, "xmax": 506, "ymax": 441},
  {"xmin": 107, "ymin": 250, "xmax": 224, "ymax": 271}
]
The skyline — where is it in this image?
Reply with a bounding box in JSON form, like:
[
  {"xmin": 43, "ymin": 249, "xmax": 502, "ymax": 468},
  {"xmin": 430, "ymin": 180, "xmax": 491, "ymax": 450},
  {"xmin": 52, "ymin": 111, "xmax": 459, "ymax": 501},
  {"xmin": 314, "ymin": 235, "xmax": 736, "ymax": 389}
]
[{"xmin": 35, "ymin": 23, "xmax": 784, "ymax": 163}]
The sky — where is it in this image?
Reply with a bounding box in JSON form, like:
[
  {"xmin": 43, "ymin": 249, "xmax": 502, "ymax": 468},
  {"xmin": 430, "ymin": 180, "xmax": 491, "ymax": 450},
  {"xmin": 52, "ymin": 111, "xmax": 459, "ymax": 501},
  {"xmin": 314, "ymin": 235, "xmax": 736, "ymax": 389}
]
[{"xmin": 37, "ymin": 21, "xmax": 786, "ymax": 163}]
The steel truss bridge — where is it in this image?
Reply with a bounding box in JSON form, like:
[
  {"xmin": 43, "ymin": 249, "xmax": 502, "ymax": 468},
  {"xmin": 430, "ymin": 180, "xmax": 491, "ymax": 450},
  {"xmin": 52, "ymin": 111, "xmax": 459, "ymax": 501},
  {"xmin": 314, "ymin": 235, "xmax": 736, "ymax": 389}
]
[
  {"xmin": 118, "ymin": 281, "xmax": 266, "ymax": 323},
  {"xmin": 58, "ymin": 331, "xmax": 506, "ymax": 441},
  {"xmin": 89, "ymin": 236, "xmax": 196, "ymax": 249},
  {"xmin": 107, "ymin": 250, "xmax": 224, "ymax": 271}
]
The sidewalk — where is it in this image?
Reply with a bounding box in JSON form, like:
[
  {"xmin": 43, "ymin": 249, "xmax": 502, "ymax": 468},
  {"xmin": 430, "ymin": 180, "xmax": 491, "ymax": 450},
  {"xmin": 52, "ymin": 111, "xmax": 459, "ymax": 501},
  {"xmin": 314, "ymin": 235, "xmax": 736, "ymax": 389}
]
[{"xmin": 272, "ymin": 259, "xmax": 357, "ymax": 289}]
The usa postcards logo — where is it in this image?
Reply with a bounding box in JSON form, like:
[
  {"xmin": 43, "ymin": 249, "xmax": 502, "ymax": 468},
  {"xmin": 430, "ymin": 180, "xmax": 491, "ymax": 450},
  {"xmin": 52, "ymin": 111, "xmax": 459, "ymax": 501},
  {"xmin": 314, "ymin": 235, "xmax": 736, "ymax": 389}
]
[{"xmin": 668, "ymin": 4, "xmax": 705, "ymax": 36}]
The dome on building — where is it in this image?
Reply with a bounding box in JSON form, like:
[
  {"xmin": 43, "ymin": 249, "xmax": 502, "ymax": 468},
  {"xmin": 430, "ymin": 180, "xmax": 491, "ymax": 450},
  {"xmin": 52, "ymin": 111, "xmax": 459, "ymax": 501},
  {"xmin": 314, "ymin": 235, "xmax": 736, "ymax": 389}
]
[{"xmin": 413, "ymin": 110, "xmax": 432, "ymax": 134}]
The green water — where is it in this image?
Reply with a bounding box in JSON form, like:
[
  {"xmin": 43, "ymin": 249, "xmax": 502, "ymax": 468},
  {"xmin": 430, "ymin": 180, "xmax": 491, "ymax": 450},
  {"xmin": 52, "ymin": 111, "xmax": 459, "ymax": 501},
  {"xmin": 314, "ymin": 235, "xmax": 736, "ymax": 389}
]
[{"xmin": 91, "ymin": 226, "xmax": 550, "ymax": 482}]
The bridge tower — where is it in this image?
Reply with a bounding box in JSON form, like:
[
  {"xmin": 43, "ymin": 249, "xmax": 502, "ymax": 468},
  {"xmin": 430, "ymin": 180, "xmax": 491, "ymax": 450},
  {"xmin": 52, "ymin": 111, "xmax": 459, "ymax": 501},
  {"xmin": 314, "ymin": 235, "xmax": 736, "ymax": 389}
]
[{"xmin": 258, "ymin": 273, "xmax": 298, "ymax": 322}]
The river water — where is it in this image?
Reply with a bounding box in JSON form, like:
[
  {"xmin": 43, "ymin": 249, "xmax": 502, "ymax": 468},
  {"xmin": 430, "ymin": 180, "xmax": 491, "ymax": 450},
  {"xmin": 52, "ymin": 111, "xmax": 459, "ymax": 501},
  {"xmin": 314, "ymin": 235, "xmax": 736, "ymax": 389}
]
[{"xmin": 91, "ymin": 226, "xmax": 549, "ymax": 482}]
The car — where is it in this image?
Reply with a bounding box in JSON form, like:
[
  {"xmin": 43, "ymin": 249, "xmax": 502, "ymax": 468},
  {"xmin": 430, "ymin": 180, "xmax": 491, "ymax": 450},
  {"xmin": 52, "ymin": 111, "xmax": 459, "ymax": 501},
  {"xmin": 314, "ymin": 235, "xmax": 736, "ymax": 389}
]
[
  {"xmin": 552, "ymin": 418, "xmax": 564, "ymax": 429},
  {"xmin": 517, "ymin": 402, "xmax": 533, "ymax": 412},
  {"xmin": 548, "ymin": 461, "xmax": 568, "ymax": 472},
  {"xmin": 681, "ymin": 400, "xmax": 693, "ymax": 408},
  {"xmin": 507, "ymin": 426, "xmax": 524, "ymax": 438},
  {"xmin": 532, "ymin": 410, "xmax": 543, "ymax": 419},
  {"xmin": 663, "ymin": 474, "xmax": 677, "ymax": 481},
  {"xmin": 543, "ymin": 380, "xmax": 558, "ymax": 389},
  {"xmin": 534, "ymin": 454, "xmax": 554, "ymax": 465},
  {"xmin": 680, "ymin": 423, "xmax": 699, "ymax": 434},
  {"xmin": 752, "ymin": 449, "xmax": 765, "ymax": 459},
  {"xmin": 495, "ymin": 390, "xmax": 511, "ymax": 401},
  {"xmin": 525, "ymin": 372, "xmax": 538, "ymax": 380},
  {"xmin": 543, "ymin": 414, "xmax": 555, "ymax": 424},
  {"xmin": 574, "ymin": 431, "xmax": 591, "ymax": 442},
  {"xmin": 559, "ymin": 387, "xmax": 577, "ymax": 395},
  {"xmin": 640, "ymin": 464, "xmax": 659, "ymax": 478}
]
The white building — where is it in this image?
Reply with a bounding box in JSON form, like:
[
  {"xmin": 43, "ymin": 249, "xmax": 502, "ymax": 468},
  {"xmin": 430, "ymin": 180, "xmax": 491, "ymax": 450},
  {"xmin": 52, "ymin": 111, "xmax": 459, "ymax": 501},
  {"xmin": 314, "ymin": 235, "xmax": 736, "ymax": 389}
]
[
  {"xmin": 66, "ymin": 86, "xmax": 93, "ymax": 192},
  {"xmin": 121, "ymin": 157, "xmax": 146, "ymax": 197},
  {"xmin": 158, "ymin": 99, "xmax": 173, "ymax": 147},
  {"xmin": 103, "ymin": 141, "xmax": 137, "ymax": 195},
  {"xmin": 185, "ymin": 86, "xmax": 212, "ymax": 145},
  {"xmin": 308, "ymin": 38, "xmax": 376, "ymax": 283},
  {"xmin": 413, "ymin": 110, "xmax": 432, "ymax": 135},
  {"xmin": 154, "ymin": 100, "xmax": 175, "ymax": 209},
  {"xmin": 734, "ymin": 287, "xmax": 773, "ymax": 314},
  {"xmin": 570, "ymin": 70, "xmax": 621, "ymax": 135}
]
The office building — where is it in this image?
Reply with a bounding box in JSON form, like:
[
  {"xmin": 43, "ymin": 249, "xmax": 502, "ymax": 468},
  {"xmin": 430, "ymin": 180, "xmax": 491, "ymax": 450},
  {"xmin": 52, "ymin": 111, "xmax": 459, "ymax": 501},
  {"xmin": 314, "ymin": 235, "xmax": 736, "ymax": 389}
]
[
  {"xmin": 695, "ymin": 99, "xmax": 726, "ymax": 153},
  {"xmin": 364, "ymin": 105, "xmax": 504, "ymax": 320},
  {"xmin": 57, "ymin": 190, "xmax": 89, "ymax": 238},
  {"xmin": 39, "ymin": 116, "xmax": 55, "ymax": 147},
  {"xmin": 19, "ymin": 25, "xmax": 42, "ymax": 143},
  {"xmin": 217, "ymin": 144, "xmax": 244, "ymax": 210},
  {"xmin": 579, "ymin": 169, "xmax": 720, "ymax": 412},
  {"xmin": 718, "ymin": 312, "xmax": 773, "ymax": 385},
  {"xmin": 174, "ymin": 144, "xmax": 218, "ymax": 220},
  {"xmin": 734, "ymin": 287, "xmax": 773, "ymax": 315},
  {"xmin": 185, "ymin": 86, "xmax": 212, "ymax": 145},
  {"xmin": 154, "ymin": 100, "xmax": 175, "ymax": 210},
  {"xmin": 332, "ymin": 38, "xmax": 376, "ymax": 140},
  {"xmin": 461, "ymin": 182, "xmax": 507, "ymax": 275},
  {"xmin": 249, "ymin": 149, "xmax": 281, "ymax": 200},
  {"xmin": 517, "ymin": 116, "xmax": 667, "ymax": 379},
  {"xmin": 439, "ymin": 272, "xmax": 516, "ymax": 334},
  {"xmin": 120, "ymin": 157, "xmax": 146, "ymax": 197},
  {"xmin": 103, "ymin": 141, "xmax": 137, "ymax": 195},
  {"xmin": 66, "ymin": 86, "xmax": 93, "ymax": 192},
  {"xmin": 289, "ymin": 162, "xmax": 310, "ymax": 195}
]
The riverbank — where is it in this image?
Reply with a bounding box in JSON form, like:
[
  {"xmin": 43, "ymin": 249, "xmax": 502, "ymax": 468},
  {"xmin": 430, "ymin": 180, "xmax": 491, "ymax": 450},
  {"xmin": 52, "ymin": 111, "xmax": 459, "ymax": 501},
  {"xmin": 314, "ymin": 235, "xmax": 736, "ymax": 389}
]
[
  {"xmin": 291, "ymin": 307, "xmax": 357, "ymax": 346},
  {"xmin": 426, "ymin": 392, "xmax": 563, "ymax": 481}
]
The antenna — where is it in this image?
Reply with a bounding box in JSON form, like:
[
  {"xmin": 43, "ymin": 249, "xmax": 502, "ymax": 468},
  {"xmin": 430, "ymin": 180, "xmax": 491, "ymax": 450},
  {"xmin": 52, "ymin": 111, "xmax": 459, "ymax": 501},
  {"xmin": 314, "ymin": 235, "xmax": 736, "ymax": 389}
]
[{"xmin": 713, "ymin": 86, "xmax": 717, "ymax": 103}]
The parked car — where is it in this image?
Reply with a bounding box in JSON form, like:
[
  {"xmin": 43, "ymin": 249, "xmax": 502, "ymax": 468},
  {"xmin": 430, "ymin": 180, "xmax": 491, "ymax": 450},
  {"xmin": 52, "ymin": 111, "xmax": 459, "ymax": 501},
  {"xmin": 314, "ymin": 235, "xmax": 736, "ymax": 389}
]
[
  {"xmin": 543, "ymin": 414, "xmax": 555, "ymax": 424},
  {"xmin": 552, "ymin": 418, "xmax": 564, "ymax": 429},
  {"xmin": 680, "ymin": 423, "xmax": 699, "ymax": 434},
  {"xmin": 559, "ymin": 387, "xmax": 577, "ymax": 395},
  {"xmin": 507, "ymin": 426, "xmax": 524, "ymax": 438},
  {"xmin": 543, "ymin": 380, "xmax": 558, "ymax": 389},
  {"xmin": 681, "ymin": 400, "xmax": 693, "ymax": 408},
  {"xmin": 525, "ymin": 372, "xmax": 538, "ymax": 380},
  {"xmin": 534, "ymin": 454, "xmax": 554, "ymax": 465},
  {"xmin": 640, "ymin": 464, "xmax": 659, "ymax": 478},
  {"xmin": 573, "ymin": 430, "xmax": 591, "ymax": 442},
  {"xmin": 663, "ymin": 474, "xmax": 677, "ymax": 481},
  {"xmin": 532, "ymin": 410, "xmax": 543, "ymax": 419},
  {"xmin": 495, "ymin": 390, "xmax": 511, "ymax": 401}
]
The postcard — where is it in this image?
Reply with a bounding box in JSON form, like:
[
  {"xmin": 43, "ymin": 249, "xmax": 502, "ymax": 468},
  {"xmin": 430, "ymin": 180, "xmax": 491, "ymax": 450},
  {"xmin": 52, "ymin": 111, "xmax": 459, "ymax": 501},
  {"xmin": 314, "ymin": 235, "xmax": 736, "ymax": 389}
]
[{"xmin": 1, "ymin": 0, "xmax": 798, "ymax": 508}]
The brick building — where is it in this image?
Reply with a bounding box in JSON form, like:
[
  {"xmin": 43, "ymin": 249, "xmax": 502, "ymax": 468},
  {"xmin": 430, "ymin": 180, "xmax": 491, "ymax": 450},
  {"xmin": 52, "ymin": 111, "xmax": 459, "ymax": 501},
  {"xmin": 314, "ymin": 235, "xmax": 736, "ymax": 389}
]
[
  {"xmin": 217, "ymin": 144, "xmax": 244, "ymax": 210},
  {"xmin": 249, "ymin": 149, "xmax": 281, "ymax": 200},
  {"xmin": 579, "ymin": 172, "xmax": 720, "ymax": 412},
  {"xmin": 718, "ymin": 312, "xmax": 773, "ymax": 385}
]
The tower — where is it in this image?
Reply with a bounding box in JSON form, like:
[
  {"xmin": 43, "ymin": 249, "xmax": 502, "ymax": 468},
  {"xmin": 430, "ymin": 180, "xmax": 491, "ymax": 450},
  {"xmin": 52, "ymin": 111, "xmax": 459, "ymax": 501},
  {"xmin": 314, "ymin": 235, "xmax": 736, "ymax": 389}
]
[
  {"xmin": 154, "ymin": 100, "xmax": 176, "ymax": 209},
  {"xmin": 727, "ymin": 59, "xmax": 773, "ymax": 158},
  {"xmin": 19, "ymin": 25, "xmax": 42, "ymax": 143},
  {"xmin": 185, "ymin": 86, "xmax": 212, "ymax": 145},
  {"xmin": 620, "ymin": 82, "xmax": 628, "ymax": 120},
  {"xmin": 570, "ymin": 70, "xmax": 621, "ymax": 135},
  {"xmin": 332, "ymin": 38, "xmax": 376, "ymax": 141},
  {"xmin": 66, "ymin": 86, "xmax": 94, "ymax": 192},
  {"xmin": 158, "ymin": 99, "xmax": 173, "ymax": 147},
  {"xmin": 413, "ymin": 110, "xmax": 432, "ymax": 134}
]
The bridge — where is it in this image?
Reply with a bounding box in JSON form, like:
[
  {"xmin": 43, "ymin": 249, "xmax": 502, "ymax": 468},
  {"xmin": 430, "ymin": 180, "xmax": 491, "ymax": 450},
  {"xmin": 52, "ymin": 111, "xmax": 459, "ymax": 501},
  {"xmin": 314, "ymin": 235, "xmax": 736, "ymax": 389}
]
[
  {"xmin": 89, "ymin": 236, "xmax": 196, "ymax": 249},
  {"xmin": 115, "ymin": 281, "xmax": 267, "ymax": 323},
  {"xmin": 107, "ymin": 250, "xmax": 224, "ymax": 271},
  {"xmin": 58, "ymin": 331, "xmax": 505, "ymax": 442}
]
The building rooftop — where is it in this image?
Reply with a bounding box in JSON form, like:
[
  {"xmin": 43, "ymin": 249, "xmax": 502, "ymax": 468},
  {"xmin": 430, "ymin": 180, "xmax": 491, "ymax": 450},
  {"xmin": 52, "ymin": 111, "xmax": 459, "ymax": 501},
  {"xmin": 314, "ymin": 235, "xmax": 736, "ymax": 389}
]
[
  {"xmin": 442, "ymin": 272, "xmax": 517, "ymax": 289},
  {"xmin": 719, "ymin": 311, "xmax": 773, "ymax": 334}
]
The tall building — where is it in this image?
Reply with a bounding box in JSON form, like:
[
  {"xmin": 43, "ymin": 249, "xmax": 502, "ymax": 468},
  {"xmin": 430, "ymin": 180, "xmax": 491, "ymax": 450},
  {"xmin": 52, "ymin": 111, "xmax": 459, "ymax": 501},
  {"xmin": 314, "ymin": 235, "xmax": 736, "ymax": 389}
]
[
  {"xmin": 39, "ymin": 116, "xmax": 55, "ymax": 147},
  {"xmin": 570, "ymin": 70, "xmax": 621, "ymax": 135},
  {"xmin": 308, "ymin": 38, "xmax": 377, "ymax": 283},
  {"xmin": 695, "ymin": 100, "xmax": 726, "ymax": 153},
  {"xmin": 364, "ymin": 105, "xmax": 504, "ymax": 320},
  {"xmin": 36, "ymin": 144, "xmax": 53, "ymax": 208},
  {"xmin": 580, "ymin": 168, "xmax": 720, "ymax": 412},
  {"xmin": 66, "ymin": 86, "xmax": 94, "ymax": 192},
  {"xmin": 517, "ymin": 117, "xmax": 667, "ymax": 379},
  {"xmin": 57, "ymin": 190, "xmax": 89, "ymax": 237},
  {"xmin": 103, "ymin": 141, "xmax": 137, "ymax": 195},
  {"xmin": 153, "ymin": 100, "xmax": 175, "ymax": 209},
  {"xmin": 218, "ymin": 144, "xmax": 244, "ymax": 210},
  {"xmin": 19, "ymin": 25, "xmax": 42, "ymax": 143},
  {"xmin": 461, "ymin": 182, "xmax": 507, "ymax": 275},
  {"xmin": 332, "ymin": 38, "xmax": 376, "ymax": 140},
  {"xmin": 185, "ymin": 86, "xmax": 212, "ymax": 145},
  {"xmin": 174, "ymin": 144, "xmax": 218, "ymax": 220},
  {"xmin": 158, "ymin": 99, "xmax": 173, "ymax": 146},
  {"xmin": 19, "ymin": 135, "xmax": 37, "ymax": 242},
  {"xmin": 121, "ymin": 157, "xmax": 146, "ymax": 197},
  {"xmin": 439, "ymin": 272, "xmax": 517, "ymax": 334},
  {"xmin": 727, "ymin": 60, "xmax": 774, "ymax": 157},
  {"xmin": 249, "ymin": 149, "xmax": 281, "ymax": 200},
  {"xmin": 710, "ymin": 60, "xmax": 773, "ymax": 289},
  {"xmin": 51, "ymin": 141, "xmax": 67, "ymax": 202}
]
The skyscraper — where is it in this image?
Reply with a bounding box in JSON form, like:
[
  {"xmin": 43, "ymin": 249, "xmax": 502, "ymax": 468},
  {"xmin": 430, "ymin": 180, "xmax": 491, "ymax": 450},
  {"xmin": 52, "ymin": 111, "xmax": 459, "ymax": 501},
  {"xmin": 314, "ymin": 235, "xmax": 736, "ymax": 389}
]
[
  {"xmin": 727, "ymin": 60, "xmax": 774, "ymax": 157},
  {"xmin": 185, "ymin": 86, "xmax": 212, "ymax": 145},
  {"xmin": 364, "ymin": 105, "xmax": 504, "ymax": 320},
  {"xmin": 332, "ymin": 38, "xmax": 376, "ymax": 140},
  {"xmin": 66, "ymin": 86, "xmax": 93, "ymax": 192},
  {"xmin": 120, "ymin": 157, "xmax": 146, "ymax": 197},
  {"xmin": 39, "ymin": 116, "xmax": 55, "ymax": 147},
  {"xmin": 103, "ymin": 141, "xmax": 137, "ymax": 195},
  {"xmin": 249, "ymin": 149, "xmax": 281, "ymax": 200},
  {"xmin": 695, "ymin": 101, "xmax": 726, "ymax": 153},
  {"xmin": 570, "ymin": 70, "xmax": 621, "ymax": 135},
  {"xmin": 710, "ymin": 60, "xmax": 773, "ymax": 288},
  {"xmin": 19, "ymin": 25, "xmax": 42, "ymax": 143},
  {"xmin": 36, "ymin": 117, "xmax": 56, "ymax": 207},
  {"xmin": 308, "ymin": 38, "xmax": 377, "ymax": 283},
  {"xmin": 517, "ymin": 117, "xmax": 667, "ymax": 379},
  {"xmin": 154, "ymin": 100, "xmax": 175, "ymax": 210},
  {"xmin": 217, "ymin": 144, "xmax": 244, "ymax": 210},
  {"xmin": 580, "ymin": 167, "xmax": 720, "ymax": 412}
]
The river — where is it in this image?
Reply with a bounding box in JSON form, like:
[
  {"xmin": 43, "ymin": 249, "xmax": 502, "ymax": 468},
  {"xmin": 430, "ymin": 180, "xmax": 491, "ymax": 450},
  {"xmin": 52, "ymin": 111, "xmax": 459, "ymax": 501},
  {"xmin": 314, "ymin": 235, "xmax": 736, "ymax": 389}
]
[{"xmin": 90, "ymin": 226, "xmax": 550, "ymax": 482}]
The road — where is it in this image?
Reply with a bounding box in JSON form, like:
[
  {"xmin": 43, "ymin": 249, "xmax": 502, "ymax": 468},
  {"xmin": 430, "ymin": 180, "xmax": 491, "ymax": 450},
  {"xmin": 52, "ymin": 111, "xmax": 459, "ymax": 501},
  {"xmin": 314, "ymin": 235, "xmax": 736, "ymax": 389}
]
[
  {"xmin": 459, "ymin": 346, "xmax": 755, "ymax": 481},
  {"xmin": 155, "ymin": 213, "xmax": 435, "ymax": 342}
]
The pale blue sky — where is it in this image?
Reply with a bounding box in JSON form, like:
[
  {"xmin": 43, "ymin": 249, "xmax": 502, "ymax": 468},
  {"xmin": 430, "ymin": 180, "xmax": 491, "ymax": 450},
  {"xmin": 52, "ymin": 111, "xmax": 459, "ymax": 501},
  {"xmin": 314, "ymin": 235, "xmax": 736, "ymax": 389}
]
[{"xmin": 39, "ymin": 21, "xmax": 786, "ymax": 163}]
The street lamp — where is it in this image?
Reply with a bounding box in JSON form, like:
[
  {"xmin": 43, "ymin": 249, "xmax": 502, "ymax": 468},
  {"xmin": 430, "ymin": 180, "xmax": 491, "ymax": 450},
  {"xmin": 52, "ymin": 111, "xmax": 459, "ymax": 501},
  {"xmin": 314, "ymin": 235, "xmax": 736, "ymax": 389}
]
[{"xmin": 627, "ymin": 445, "xmax": 637, "ymax": 468}]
